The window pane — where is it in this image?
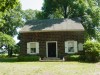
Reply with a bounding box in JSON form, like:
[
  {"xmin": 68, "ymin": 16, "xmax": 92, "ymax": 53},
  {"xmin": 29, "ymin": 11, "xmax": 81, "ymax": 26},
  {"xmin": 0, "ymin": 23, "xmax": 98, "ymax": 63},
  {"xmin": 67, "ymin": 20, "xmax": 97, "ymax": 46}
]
[
  {"xmin": 68, "ymin": 47, "xmax": 74, "ymax": 52},
  {"xmin": 31, "ymin": 48, "xmax": 36, "ymax": 53},
  {"xmin": 68, "ymin": 41, "xmax": 74, "ymax": 52},
  {"xmin": 68, "ymin": 42, "xmax": 74, "ymax": 47},
  {"xmin": 30, "ymin": 43, "xmax": 36, "ymax": 48}
]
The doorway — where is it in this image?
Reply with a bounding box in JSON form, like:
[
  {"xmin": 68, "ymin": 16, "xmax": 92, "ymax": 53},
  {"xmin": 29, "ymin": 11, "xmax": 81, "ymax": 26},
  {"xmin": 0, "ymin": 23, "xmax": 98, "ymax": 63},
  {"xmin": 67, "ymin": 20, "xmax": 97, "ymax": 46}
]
[{"xmin": 46, "ymin": 41, "xmax": 57, "ymax": 57}]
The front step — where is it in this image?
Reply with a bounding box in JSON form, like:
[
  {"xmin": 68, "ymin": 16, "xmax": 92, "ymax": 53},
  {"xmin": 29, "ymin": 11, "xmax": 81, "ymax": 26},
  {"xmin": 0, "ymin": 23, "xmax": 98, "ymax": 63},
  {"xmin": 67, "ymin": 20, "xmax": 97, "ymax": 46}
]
[
  {"xmin": 43, "ymin": 57, "xmax": 60, "ymax": 60},
  {"xmin": 39, "ymin": 57, "xmax": 64, "ymax": 62}
]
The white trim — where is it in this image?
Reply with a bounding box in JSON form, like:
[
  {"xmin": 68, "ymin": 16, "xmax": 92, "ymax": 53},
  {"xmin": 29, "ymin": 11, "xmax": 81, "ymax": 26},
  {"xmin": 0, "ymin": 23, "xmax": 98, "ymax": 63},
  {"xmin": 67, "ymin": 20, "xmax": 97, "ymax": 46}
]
[
  {"xmin": 19, "ymin": 29, "xmax": 84, "ymax": 33},
  {"xmin": 46, "ymin": 41, "xmax": 58, "ymax": 57}
]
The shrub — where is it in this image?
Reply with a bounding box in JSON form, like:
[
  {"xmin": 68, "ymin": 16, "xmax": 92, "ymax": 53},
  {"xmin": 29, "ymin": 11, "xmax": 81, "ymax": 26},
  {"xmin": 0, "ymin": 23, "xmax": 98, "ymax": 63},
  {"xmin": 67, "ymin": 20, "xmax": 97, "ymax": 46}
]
[
  {"xmin": 17, "ymin": 55, "xmax": 39, "ymax": 61},
  {"xmin": 0, "ymin": 57, "xmax": 17, "ymax": 62},
  {"xmin": 84, "ymin": 40, "xmax": 100, "ymax": 62},
  {"xmin": 0, "ymin": 54, "xmax": 8, "ymax": 58},
  {"xmin": 79, "ymin": 55, "xmax": 86, "ymax": 61},
  {"xmin": 64, "ymin": 55, "xmax": 80, "ymax": 61}
]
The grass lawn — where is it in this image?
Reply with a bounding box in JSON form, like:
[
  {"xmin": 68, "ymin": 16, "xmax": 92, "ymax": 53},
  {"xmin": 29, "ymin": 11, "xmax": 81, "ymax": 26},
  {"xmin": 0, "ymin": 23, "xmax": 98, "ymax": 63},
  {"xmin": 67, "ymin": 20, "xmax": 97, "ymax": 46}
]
[{"xmin": 0, "ymin": 62, "xmax": 100, "ymax": 75}]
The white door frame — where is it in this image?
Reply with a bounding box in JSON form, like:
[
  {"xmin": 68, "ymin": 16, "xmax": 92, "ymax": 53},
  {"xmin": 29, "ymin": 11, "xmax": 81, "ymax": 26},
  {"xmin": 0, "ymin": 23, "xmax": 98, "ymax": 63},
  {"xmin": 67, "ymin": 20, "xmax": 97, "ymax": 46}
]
[{"xmin": 46, "ymin": 41, "xmax": 58, "ymax": 57}]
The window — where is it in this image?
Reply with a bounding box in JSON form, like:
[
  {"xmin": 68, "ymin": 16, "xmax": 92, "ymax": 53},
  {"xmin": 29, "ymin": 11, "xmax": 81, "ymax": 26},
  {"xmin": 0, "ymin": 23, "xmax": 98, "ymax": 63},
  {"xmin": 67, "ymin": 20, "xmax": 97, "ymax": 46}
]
[
  {"xmin": 27, "ymin": 42, "xmax": 39, "ymax": 54},
  {"xmin": 65, "ymin": 41, "xmax": 77, "ymax": 54}
]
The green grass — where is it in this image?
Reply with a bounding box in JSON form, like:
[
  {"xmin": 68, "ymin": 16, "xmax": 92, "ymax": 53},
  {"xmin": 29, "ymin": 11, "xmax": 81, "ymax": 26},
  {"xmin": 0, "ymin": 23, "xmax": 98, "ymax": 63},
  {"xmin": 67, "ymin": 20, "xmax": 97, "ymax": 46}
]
[{"xmin": 0, "ymin": 62, "xmax": 99, "ymax": 75}]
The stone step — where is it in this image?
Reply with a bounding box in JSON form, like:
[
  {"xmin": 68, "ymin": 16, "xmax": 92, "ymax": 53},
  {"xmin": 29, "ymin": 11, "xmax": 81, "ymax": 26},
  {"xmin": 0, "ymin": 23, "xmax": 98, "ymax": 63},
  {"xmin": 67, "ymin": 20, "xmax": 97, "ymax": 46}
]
[
  {"xmin": 39, "ymin": 57, "xmax": 65, "ymax": 62},
  {"xmin": 40, "ymin": 60, "xmax": 64, "ymax": 62},
  {"xmin": 43, "ymin": 57, "xmax": 60, "ymax": 60}
]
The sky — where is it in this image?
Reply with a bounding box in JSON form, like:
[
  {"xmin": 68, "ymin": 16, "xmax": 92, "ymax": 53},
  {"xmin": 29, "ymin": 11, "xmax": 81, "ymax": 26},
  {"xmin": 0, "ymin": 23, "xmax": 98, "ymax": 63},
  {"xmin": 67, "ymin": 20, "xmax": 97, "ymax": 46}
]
[
  {"xmin": 14, "ymin": 0, "xmax": 44, "ymax": 43},
  {"xmin": 20, "ymin": 0, "xmax": 44, "ymax": 10}
]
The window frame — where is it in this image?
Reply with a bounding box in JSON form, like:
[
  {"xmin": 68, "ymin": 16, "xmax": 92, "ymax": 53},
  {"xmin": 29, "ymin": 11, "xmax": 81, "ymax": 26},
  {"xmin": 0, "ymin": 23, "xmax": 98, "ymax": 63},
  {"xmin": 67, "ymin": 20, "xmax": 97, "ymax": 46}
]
[
  {"xmin": 27, "ymin": 42, "xmax": 39, "ymax": 54},
  {"xmin": 65, "ymin": 41, "xmax": 77, "ymax": 54}
]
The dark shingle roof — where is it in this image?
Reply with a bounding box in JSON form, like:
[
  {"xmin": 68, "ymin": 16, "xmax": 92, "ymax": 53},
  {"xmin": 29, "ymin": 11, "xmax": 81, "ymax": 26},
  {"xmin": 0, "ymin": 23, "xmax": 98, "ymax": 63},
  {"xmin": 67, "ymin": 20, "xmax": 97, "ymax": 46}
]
[{"xmin": 20, "ymin": 18, "xmax": 84, "ymax": 33}]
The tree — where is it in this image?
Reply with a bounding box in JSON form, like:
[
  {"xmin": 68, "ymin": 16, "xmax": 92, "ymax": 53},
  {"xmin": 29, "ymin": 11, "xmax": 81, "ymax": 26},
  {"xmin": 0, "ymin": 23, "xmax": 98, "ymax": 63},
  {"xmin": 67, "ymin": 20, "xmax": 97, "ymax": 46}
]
[
  {"xmin": 0, "ymin": 2, "xmax": 24, "ymax": 36},
  {"xmin": 35, "ymin": 11, "xmax": 47, "ymax": 20},
  {"xmin": 0, "ymin": 0, "xmax": 22, "ymax": 56},
  {"xmin": 82, "ymin": 0, "xmax": 100, "ymax": 39},
  {"xmin": 0, "ymin": 32, "xmax": 15, "ymax": 56},
  {"xmin": 42, "ymin": 0, "xmax": 86, "ymax": 18},
  {"xmin": 0, "ymin": 4, "xmax": 24, "ymax": 36},
  {"xmin": 0, "ymin": 0, "xmax": 19, "ymax": 28},
  {"xmin": 22, "ymin": 9, "xmax": 39, "ymax": 21}
]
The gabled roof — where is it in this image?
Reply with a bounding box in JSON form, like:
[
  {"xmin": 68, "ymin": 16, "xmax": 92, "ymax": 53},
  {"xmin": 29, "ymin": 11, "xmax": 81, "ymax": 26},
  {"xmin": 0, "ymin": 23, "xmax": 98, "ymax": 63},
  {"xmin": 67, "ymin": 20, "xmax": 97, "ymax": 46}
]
[{"xmin": 20, "ymin": 18, "xmax": 84, "ymax": 33}]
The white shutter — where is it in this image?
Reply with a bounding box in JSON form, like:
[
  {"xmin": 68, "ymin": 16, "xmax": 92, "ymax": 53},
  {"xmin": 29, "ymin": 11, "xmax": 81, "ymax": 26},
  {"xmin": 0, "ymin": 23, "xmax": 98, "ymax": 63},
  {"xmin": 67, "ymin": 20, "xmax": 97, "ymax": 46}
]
[
  {"xmin": 74, "ymin": 41, "xmax": 77, "ymax": 53},
  {"xmin": 78, "ymin": 43, "xmax": 83, "ymax": 51},
  {"xmin": 27, "ymin": 43, "xmax": 30, "ymax": 54},
  {"xmin": 36, "ymin": 42, "xmax": 39, "ymax": 53},
  {"xmin": 65, "ymin": 41, "xmax": 68, "ymax": 53}
]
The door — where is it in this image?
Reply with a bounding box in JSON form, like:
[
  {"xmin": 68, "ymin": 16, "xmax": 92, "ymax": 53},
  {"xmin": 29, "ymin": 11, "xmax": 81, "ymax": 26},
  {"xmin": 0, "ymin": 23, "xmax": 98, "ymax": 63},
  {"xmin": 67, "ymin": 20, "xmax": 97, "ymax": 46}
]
[{"xmin": 48, "ymin": 42, "xmax": 56, "ymax": 57}]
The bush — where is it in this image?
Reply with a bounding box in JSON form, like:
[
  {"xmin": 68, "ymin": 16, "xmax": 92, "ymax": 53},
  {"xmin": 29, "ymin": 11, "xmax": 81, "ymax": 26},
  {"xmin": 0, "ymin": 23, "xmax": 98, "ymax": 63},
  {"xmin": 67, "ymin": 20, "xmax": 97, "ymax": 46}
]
[
  {"xmin": 79, "ymin": 55, "xmax": 86, "ymax": 61},
  {"xmin": 0, "ymin": 54, "xmax": 8, "ymax": 58},
  {"xmin": 64, "ymin": 55, "xmax": 80, "ymax": 61},
  {"xmin": 84, "ymin": 40, "xmax": 100, "ymax": 62},
  {"xmin": 0, "ymin": 57, "xmax": 17, "ymax": 62},
  {"xmin": 17, "ymin": 55, "xmax": 39, "ymax": 61}
]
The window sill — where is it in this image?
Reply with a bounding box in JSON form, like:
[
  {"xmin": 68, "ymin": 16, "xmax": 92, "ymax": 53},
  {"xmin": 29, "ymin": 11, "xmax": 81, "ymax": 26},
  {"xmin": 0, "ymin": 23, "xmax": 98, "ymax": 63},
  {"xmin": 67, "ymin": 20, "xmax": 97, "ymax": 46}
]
[
  {"xmin": 66, "ymin": 52, "xmax": 77, "ymax": 54},
  {"xmin": 27, "ymin": 53, "xmax": 39, "ymax": 55}
]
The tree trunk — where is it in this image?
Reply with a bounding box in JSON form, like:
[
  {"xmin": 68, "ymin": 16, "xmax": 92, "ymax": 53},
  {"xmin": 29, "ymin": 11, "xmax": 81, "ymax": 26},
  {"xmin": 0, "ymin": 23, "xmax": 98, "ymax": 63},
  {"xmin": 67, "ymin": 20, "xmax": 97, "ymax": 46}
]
[
  {"xmin": 8, "ymin": 49, "xmax": 12, "ymax": 57},
  {"xmin": 8, "ymin": 46, "xmax": 13, "ymax": 57},
  {"xmin": 63, "ymin": 6, "xmax": 67, "ymax": 18}
]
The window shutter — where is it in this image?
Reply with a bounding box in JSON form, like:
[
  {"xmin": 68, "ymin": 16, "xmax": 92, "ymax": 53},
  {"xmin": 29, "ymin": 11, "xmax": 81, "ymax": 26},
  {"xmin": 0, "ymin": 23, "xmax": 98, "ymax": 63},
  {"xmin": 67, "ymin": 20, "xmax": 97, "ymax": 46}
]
[
  {"xmin": 36, "ymin": 42, "xmax": 39, "ymax": 53},
  {"xmin": 74, "ymin": 41, "xmax": 77, "ymax": 53},
  {"xmin": 27, "ymin": 43, "xmax": 30, "ymax": 54},
  {"xmin": 78, "ymin": 43, "xmax": 83, "ymax": 51},
  {"xmin": 65, "ymin": 41, "xmax": 68, "ymax": 53}
]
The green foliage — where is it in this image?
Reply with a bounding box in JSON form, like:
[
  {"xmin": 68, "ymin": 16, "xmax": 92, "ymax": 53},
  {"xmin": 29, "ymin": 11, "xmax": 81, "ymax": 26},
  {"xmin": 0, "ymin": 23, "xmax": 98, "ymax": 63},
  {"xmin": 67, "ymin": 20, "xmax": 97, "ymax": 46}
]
[
  {"xmin": 42, "ymin": 0, "xmax": 86, "ymax": 18},
  {"xmin": 0, "ymin": 1, "xmax": 24, "ymax": 56},
  {"xmin": 22, "ymin": 9, "xmax": 39, "ymax": 21},
  {"xmin": 35, "ymin": 11, "xmax": 48, "ymax": 20},
  {"xmin": 13, "ymin": 45, "xmax": 20, "ymax": 54},
  {"xmin": 79, "ymin": 55, "xmax": 86, "ymax": 61},
  {"xmin": 0, "ymin": 0, "xmax": 19, "ymax": 11},
  {"xmin": 0, "ymin": 0, "xmax": 19, "ymax": 27},
  {"xmin": 0, "ymin": 32, "xmax": 15, "ymax": 47},
  {"xmin": 84, "ymin": 40, "xmax": 100, "ymax": 62},
  {"xmin": 96, "ymin": 31, "xmax": 100, "ymax": 42},
  {"xmin": 0, "ymin": 32, "xmax": 15, "ymax": 57},
  {"xmin": 0, "ymin": 54, "xmax": 17, "ymax": 62},
  {"xmin": 0, "ymin": 57, "xmax": 17, "ymax": 62},
  {"xmin": 64, "ymin": 55, "xmax": 80, "ymax": 61},
  {"xmin": 82, "ymin": 0, "xmax": 100, "ymax": 39},
  {"xmin": 0, "ymin": 54, "xmax": 7, "ymax": 58},
  {"xmin": 0, "ymin": 2, "xmax": 24, "ymax": 36},
  {"xmin": 18, "ymin": 55, "xmax": 39, "ymax": 61}
]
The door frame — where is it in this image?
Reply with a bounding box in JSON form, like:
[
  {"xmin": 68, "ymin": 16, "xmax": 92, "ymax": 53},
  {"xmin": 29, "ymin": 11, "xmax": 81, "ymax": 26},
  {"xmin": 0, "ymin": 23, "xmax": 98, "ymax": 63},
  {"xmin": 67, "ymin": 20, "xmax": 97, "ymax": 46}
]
[{"xmin": 46, "ymin": 41, "xmax": 58, "ymax": 57}]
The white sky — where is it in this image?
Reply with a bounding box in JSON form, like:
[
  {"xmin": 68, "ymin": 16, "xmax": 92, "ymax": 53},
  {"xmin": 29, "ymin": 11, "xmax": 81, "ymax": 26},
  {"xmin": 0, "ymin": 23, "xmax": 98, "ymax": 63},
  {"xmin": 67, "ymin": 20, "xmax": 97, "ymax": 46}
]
[
  {"xmin": 20, "ymin": 0, "xmax": 44, "ymax": 10},
  {"xmin": 14, "ymin": 0, "xmax": 44, "ymax": 43}
]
